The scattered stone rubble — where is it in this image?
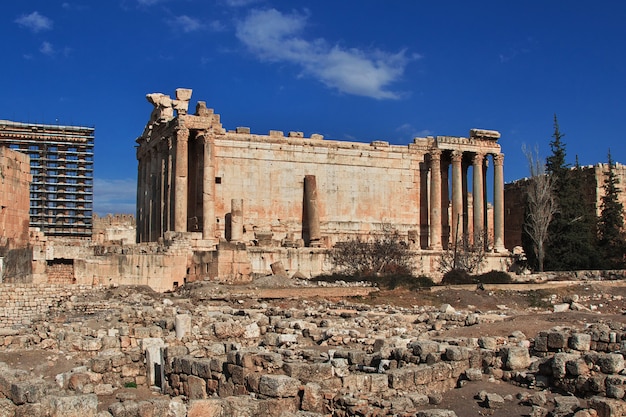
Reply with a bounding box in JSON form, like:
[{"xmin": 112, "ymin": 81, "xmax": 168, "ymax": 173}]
[{"xmin": 0, "ymin": 285, "xmax": 625, "ymax": 417}]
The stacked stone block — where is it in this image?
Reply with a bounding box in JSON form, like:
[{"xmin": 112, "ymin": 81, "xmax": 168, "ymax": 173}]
[
  {"xmin": 0, "ymin": 285, "xmax": 625, "ymax": 415},
  {"xmin": 0, "ymin": 283, "xmax": 95, "ymax": 327}
]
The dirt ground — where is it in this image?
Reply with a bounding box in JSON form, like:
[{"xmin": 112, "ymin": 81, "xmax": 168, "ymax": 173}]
[{"xmin": 1, "ymin": 280, "xmax": 625, "ymax": 416}]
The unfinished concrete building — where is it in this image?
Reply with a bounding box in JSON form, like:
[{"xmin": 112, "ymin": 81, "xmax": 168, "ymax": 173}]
[
  {"xmin": 0, "ymin": 120, "xmax": 94, "ymax": 238},
  {"xmin": 135, "ymin": 89, "xmax": 509, "ymax": 281}
]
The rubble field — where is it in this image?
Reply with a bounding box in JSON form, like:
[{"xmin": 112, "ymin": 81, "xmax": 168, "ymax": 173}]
[{"xmin": 1, "ymin": 277, "xmax": 626, "ymax": 417}]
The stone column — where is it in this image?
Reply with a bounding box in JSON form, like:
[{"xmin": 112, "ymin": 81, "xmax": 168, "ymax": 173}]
[
  {"xmin": 201, "ymin": 134, "xmax": 216, "ymax": 240},
  {"xmin": 141, "ymin": 155, "xmax": 150, "ymax": 241},
  {"xmin": 157, "ymin": 143, "xmax": 166, "ymax": 238},
  {"xmin": 165, "ymin": 138, "xmax": 173, "ymax": 232},
  {"xmin": 441, "ymin": 159, "xmax": 450, "ymax": 248},
  {"xmin": 175, "ymin": 314, "xmax": 191, "ymax": 340},
  {"xmin": 143, "ymin": 338, "xmax": 165, "ymax": 388},
  {"xmin": 230, "ymin": 198, "xmax": 244, "ymax": 243},
  {"xmin": 429, "ymin": 150, "xmax": 442, "ymax": 250},
  {"xmin": 419, "ymin": 163, "xmax": 429, "ymax": 249},
  {"xmin": 472, "ymin": 153, "xmax": 485, "ymax": 243},
  {"xmin": 304, "ymin": 175, "xmax": 321, "ymax": 246},
  {"xmin": 136, "ymin": 155, "xmax": 144, "ymax": 243},
  {"xmin": 451, "ymin": 151, "xmax": 463, "ymax": 245},
  {"xmin": 149, "ymin": 149, "xmax": 158, "ymax": 241},
  {"xmin": 462, "ymin": 162, "xmax": 470, "ymax": 237},
  {"xmin": 174, "ymin": 127, "xmax": 189, "ymax": 232},
  {"xmin": 493, "ymin": 153, "xmax": 506, "ymax": 252}
]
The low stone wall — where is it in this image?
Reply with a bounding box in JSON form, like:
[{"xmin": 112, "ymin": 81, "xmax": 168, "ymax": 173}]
[
  {"xmin": 165, "ymin": 344, "xmax": 474, "ymax": 413},
  {"xmin": 0, "ymin": 284, "xmax": 96, "ymax": 327}
]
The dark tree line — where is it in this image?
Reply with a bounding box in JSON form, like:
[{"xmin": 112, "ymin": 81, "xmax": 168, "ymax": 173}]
[{"xmin": 523, "ymin": 115, "xmax": 626, "ymax": 271}]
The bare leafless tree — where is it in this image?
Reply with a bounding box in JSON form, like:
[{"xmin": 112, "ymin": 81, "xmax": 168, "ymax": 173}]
[
  {"xmin": 522, "ymin": 144, "xmax": 558, "ymax": 272},
  {"xmin": 330, "ymin": 229, "xmax": 414, "ymax": 277},
  {"xmin": 439, "ymin": 233, "xmax": 488, "ymax": 274}
]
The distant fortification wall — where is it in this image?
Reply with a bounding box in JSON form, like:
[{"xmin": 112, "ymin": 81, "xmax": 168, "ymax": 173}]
[
  {"xmin": 92, "ymin": 213, "xmax": 136, "ymax": 244},
  {"xmin": 504, "ymin": 163, "xmax": 626, "ymax": 249}
]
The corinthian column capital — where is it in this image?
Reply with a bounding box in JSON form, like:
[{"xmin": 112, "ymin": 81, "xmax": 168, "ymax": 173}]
[
  {"xmin": 176, "ymin": 126, "xmax": 189, "ymax": 141},
  {"xmin": 451, "ymin": 150, "xmax": 463, "ymax": 163},
  {"xmin": 472, "ymin": 152, "xmax": 484, "ymax": 165}
]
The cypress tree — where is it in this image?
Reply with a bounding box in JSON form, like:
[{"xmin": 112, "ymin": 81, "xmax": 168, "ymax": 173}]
[
  {"xmin": 597, "ymin": 150, "xmax": 626, "ymax": 268},
  {"xmin": 543, "ymin": 116, "xmax": 600, "ymax": 270},
  {"xmin": 546, "ymin": 114, "xmax": 568, "ymax": 177}
]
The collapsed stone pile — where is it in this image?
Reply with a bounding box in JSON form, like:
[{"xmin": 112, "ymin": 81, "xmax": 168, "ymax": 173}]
[{"xmin": 0, "ymin": 285, "xmax": 625, "ymax": 417}]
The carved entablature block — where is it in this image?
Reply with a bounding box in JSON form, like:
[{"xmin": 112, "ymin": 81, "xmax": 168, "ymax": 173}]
[
  {"xmin": 146, "ymin": 93, "xmax": 174, "ymax": 123},
  {"xmin": 469, "ymin": 129, "xmax": 501, "ymax": 141}
]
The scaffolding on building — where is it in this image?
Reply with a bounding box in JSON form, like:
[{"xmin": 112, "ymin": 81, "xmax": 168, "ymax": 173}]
[{"xmin": 0, "ymin": 120, "xmax": 94, "ymax": 238}]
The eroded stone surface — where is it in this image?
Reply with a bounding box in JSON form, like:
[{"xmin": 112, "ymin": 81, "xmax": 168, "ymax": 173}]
[{"xmin": 0, "ymin": 283, "xmax": 624, "ymax": 416}]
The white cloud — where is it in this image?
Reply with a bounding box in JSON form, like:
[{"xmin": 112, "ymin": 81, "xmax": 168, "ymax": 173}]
[
  {"xmin": 37, "ymin": 42, "xmax": 71, "ymax": 58},
  {"xmin": 223, "ymin": 0, "xmax": 261, "ymax": 7},
  {"xmin": 209, "ymin": 20, "xmax": 227, "ymax": 32},
  {"xmin": 94, "ymin": 178, "xmax": 137, "ymax": 216},
  {"xmin": 62, "ymin": 3, "xmax": 88, "ymax": 11},
  {"xmin": 169, "ymin": 15, "xmax": 204, "ymax": 33},
  {"xmin": 396, "ymin": 123, "xmax": 433, "ymax": 138},
  {"xmin": 137, "ymin": 0, "xmax": 166, "ymax": 5},
  {"xmin": 15, "ymin": 11, "xmax": 53, "ymax": 33},
  {"xmin": 235, "ymin": 8, "xmax": 417, "ymax": 100},
  {"xmin": 40, "ymin": 41, "xmax": 55, "ymax": 56}
]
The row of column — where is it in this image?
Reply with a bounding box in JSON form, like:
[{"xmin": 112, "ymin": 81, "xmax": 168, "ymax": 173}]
[
  {"xmin": 138, "ymin": 128, "xmax": 218, "ymax": 243},
  {"xmin": 428, "ymin": 150, "xmax": 505, "ymax": 252},
  {"xmin": 137, "ymin": 138, "xmax": 172, "ymax": 243},
  {"xmin": 138, "ymin": 132, "xmax": 503, "ymax": 251}
]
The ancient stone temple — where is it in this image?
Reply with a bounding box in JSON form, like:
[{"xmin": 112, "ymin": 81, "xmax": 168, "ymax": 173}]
[{"xmin": 136, "ymin": 88, "xmax": 507, "ymax": 280}]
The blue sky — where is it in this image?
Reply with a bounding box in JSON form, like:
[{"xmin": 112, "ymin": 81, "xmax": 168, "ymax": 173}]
[{"xmin": 3, "ymin": 1, "xmax": 626, "ymax": 215}]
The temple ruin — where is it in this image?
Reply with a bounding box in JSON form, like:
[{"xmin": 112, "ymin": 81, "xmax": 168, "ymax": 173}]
[{"xmin": 135, "ymin": 88, "xmax": 509, "ymax": 281}]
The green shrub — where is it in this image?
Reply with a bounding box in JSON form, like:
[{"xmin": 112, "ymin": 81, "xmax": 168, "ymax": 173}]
[
  {"xmin": 441, "ymin": 269, "xmax": 473, "ymax": 285},
  {"xmin": 474, "ymin": 270, "xmax": 513, "ymax": 284},
  {"xmin": 374, "ymin": 274, "xmax": 434, "ymax": 290},
  {"xmin": 124, "ymin": 382, "xmax": 138, "ymax": 388},
  {"xmin": 311, "ymin": 273, "xmax": 362, "ymax": 283}
]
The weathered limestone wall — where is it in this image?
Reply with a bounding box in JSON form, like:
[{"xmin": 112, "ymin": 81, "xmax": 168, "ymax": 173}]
[
  {"xmin": 246, "ymin": 247, "xmax": 330, "ymax": 278},
  {"xmin": 593, "ymin": 162, "xmax": 626, "ymax": 216},
  {"xmin": 92, "ymin": 213, "xmax": 136, "ymax": 244},
  {"xmin": 0, "ymin": 283, "xmax": 95, "ymax": 327},
  {"xmin": 26, "ymin": 235, "xmax": 188, "ymax": 292},
  {"xmin": 213, "ymin": 134, "xmax": 424, "ymax": 247},
  {"xmin": 0, "ymin": 147, "xmax": 31, "ymax": 251},
  {"xmin": 1, "ymin": 247, "xmax": 33, "ymax": 283},
  {"xmin": 76, "ymin": 251, "xmax": 188, "ymax": 291}
]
